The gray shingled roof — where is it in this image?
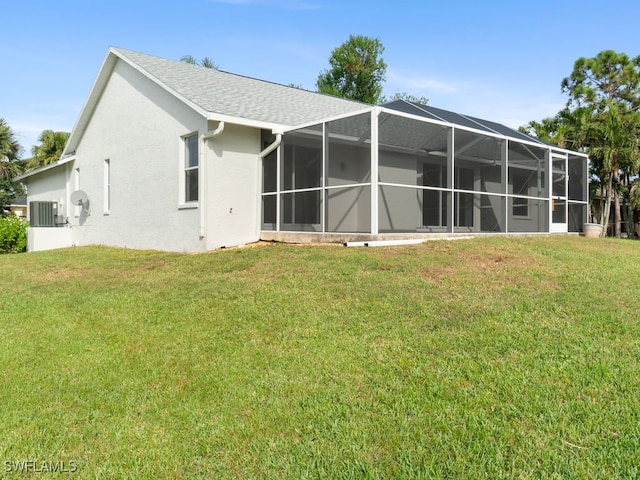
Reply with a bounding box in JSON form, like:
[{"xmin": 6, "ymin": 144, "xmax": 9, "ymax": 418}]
[{"xmin": 113, "ymin": 47, "xmax": 369, "ymax": 128}]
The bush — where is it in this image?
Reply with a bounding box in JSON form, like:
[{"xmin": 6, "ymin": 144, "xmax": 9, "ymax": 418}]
[{"xmin": 0, "ymin": 215, "xmax": 27, "ymax": 254}]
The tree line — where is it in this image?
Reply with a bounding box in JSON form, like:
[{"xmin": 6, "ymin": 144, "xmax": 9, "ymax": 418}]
[
  {"xmin": 520, "ymin": 51, "xmax": 640, "ymax": 238},
  {"xmin": 0, "ymin": 121, "xmax": 69, "ymax": 213}
]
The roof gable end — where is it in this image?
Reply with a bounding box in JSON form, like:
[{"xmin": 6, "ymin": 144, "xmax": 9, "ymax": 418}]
[{"xmin": 62, "ymin": 47, "xmax": 369, "ymax": 157}]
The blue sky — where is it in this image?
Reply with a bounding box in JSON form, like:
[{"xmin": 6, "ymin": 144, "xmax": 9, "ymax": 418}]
[{"xmin": 2, "ymin": 0, "xmax": 638, "ymax": 154}]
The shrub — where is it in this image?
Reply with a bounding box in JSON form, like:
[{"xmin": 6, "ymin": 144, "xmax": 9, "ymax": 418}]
[{"xmin": 0, "ymin": 215, "xmax": 27, "ymax": 254}]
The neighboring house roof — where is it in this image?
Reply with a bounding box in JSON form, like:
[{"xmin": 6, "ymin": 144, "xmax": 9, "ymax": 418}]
[
  {"xmin": 61, "ymin": 47, "xmax": 370, "ymax": 158},
  {"xmin": 12, "ymin": 196, "xmax": 27, "ymax": 206}
]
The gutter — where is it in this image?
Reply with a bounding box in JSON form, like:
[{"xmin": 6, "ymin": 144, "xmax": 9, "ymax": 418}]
[
  {"xmin": 259, "ymin": 133, "xmax": 282, "ymax": 159},
  {"xmin": 202, "ymin": 121, "xmax": 225, "ymax": 141},
  {"xmin": 199, "ymin": 122, "xmax": 225, "ymax": 239},
  {"xmin": 13, "ymin": 154, "xmax": 76, "ymax": 182}
]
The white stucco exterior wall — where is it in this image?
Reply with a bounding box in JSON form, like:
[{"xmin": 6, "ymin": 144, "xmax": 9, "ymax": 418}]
[
  {"xmin": 27, "ymin": 227, "xmax": 74, "ymax": 252},
  {"xmin": 25, "ymin": 58, "xmax": 266, "ymax": 253},
  {"xmin": 23, "ymin": 165, "xmax": 76, "ymax": 252},
  {"xmin": 24, "ymin": 166, "xmax": 69, "ymax": 217},
  {"xmin": 204, "ymin": 123, "xmax": 261, "ymax": 250},
  {"xmin": 69, "ymin": 58, "xmax": 210, "ymax": 252}
]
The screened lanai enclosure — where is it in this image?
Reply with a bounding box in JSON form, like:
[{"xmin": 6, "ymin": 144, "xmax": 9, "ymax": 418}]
[{"xmin": 261, "ymin": 100, "xmax": 589, "ymax": 239}]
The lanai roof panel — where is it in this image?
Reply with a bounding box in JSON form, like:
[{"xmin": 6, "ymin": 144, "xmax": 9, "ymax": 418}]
[{"xmin": 383, "ymin": 100, "xmax": 545, "ymax": 146}]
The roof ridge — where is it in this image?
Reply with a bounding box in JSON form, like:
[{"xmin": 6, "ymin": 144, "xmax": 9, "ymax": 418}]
[
  {"xmin": 53, "ymin": 45, "xmax": 371, "ymax": 161},
  {"xmin": 110, "ymin": 46, "xmax": 367, "ymax": 108}
]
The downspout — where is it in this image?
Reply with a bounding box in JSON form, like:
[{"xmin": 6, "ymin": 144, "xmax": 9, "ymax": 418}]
[
  {"xmin": 258, "ymin": 133, "xmax": 282, "ymax": 236},
  {"xmin": 259, "ymin": 133, "xmax": 281, "ymax": 159},
  {"xmin": 199, "ymin": 122, "xmax": 225, "ymax": 239},
  {"xmin": 202, "ymin": 121, "xmax": 225, "ymax": 141}
]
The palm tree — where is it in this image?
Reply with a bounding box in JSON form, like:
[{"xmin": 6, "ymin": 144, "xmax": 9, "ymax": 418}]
[
  {"xmin": 180, "ymin": 55, "xmax": 218, "ymax": 69},
  {"xmin": 27, "ymin": 130, "xmax": 70, "ymax": 170},
  {"xmin": 588, "ymin": 103, "xmax": 640, "ymax": 237},
  {"xmin": 200, "ymin": 57, "xmax": 216, "ymax": 69},
  {"xmin": 0, "ymin": 117, "xmax": 22, "ymax": 181},
  {"xmin": 0, "ymin": 118, "xmax": 24, "ymax": 212},
  {"xmin": 560, "ymin": 50, "xmax": 640, "ymax": 237},
  {"xmin": 180, "ymin": 55, "xmax": 197, "ymax": 65},
  {"xmin": 519, "ymin": 107, "xmax": 591, "ymax": 150}
]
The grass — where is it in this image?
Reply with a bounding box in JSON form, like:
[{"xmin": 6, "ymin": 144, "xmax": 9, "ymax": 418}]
[{"xmin": 1, "ymin": 235, "xmax": 639, "ymax": 478}]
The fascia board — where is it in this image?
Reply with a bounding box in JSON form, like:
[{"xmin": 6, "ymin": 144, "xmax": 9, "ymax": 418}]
[
  {"xmin": 205, "ymin": 107, "xmax": 377, "ymax": 135},
  {"xmin": 550, "ymin": 147, "xmax": 590, "ymax": 158},
  {"xmin": 14, "ymin": 155, "xmax": 75, "ymax": 182},
  {"xmin": 205, "ymin": 112, "xmax": 291, "ymax": 134}
]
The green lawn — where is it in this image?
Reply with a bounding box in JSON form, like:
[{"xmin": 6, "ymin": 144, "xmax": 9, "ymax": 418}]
[{"xmin": 1, "ymin": 236, "xmax": 639, "ymax": 478}]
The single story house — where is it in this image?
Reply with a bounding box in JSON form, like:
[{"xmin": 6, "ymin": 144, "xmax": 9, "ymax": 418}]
[{"xmin": 17, "ymin": 47, "xmax": 589, "ymax": 252}]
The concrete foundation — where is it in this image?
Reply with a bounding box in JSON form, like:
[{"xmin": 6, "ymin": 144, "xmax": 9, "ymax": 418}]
[{"xmin": 259, "ymin": 231, "xmax": 536, "ymax": 245}]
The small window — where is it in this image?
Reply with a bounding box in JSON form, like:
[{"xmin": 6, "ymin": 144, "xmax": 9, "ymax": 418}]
[
  {"xmin": 184, "ymin": 134, "xmax": 199, "ymax": 203},
  {"xmin": 513, "ymin": 197, "xmax": 529, "ymax": 217},
  {"xmin": 512, "ymin": 173, "xmax": 529, "ymax": 217},
  {"xmin": 74, "ymin": 167, "xmax": 81, "ymax": 217},
  {"xmin": 104, "ymin": 159, "xmax": 111, "ymax": 214}
]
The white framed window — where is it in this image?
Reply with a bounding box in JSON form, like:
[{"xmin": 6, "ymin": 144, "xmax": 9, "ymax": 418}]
[
  {"xmin": 512, "ymin": 172, "xmax": 530, "ymax": 217},
  {"xmin": 103, "ymin": 159, "xmax": 110, "ymax": 214},
  {"xmin": 184, "ymin": 133, "xmax": 199, "ymax": 203}
]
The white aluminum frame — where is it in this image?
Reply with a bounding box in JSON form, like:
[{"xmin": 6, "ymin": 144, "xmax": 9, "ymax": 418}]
[
  {"xmin": 550, "ymin": 153, "xmax": 569, "ymax": 233},
  {"xmin": 262, "ymin": 104, "xmax": 589, "ymax": 236}
]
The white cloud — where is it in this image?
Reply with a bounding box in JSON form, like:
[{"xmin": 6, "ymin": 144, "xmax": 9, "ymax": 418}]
[
  {"xmin": 385, "ymin": 70, "xmax": 566, "ymax": 130},
  {"xmin": 442, "ymin": 87, "xmax": 566, "ymax": 130},
  {"xmin": 386, "ymin": 70, "xmax": 459, "ymax": 95}
]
